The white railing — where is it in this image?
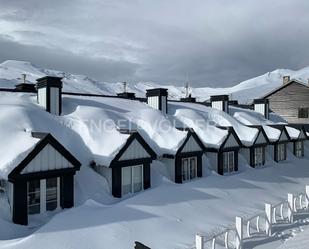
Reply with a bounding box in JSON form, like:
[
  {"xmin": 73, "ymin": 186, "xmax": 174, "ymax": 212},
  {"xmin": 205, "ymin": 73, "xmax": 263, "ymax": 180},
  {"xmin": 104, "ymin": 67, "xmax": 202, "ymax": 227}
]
[{"xmin": 195, "ymin": 185, "xmax": 309, "ymax": 249}]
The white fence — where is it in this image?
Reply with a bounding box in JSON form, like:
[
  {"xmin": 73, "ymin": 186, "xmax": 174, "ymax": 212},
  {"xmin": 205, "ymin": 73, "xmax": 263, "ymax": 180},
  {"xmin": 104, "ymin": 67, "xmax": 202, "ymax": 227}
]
[{"xmin": 195, "ymin": 185, "xmax": 309, "ymax": 249}]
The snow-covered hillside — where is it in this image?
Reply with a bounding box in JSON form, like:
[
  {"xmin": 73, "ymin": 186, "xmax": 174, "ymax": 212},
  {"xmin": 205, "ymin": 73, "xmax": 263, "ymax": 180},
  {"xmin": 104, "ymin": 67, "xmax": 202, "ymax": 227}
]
[{"xmin": 1, "ymin": 60, "xmax": 309, "ymax": 102}]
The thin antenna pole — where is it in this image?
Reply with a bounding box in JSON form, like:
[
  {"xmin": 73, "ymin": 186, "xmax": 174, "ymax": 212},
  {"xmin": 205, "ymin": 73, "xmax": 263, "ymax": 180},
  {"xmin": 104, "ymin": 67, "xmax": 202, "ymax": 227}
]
[
  {"xmin": 185, "ymin": 72, "xmax": 189, "ymax": 98},
  {"xmin": 22, "ymin": 74, "xmax": 26, "ymax": 84},
  {"xmin": 123, "ymin": 81, "xmax": 127, "ymax": 93}
]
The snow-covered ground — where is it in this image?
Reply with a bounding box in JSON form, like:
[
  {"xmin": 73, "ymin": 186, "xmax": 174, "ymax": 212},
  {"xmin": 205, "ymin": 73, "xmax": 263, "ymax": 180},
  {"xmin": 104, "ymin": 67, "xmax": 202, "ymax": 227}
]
[
  {"xmin": 0, "ymin": 158, "xmax": 309, "ymax": 249},
  {"xmin": 2, "ymin": 60, "xmax": 309, "ymax": 103},
  {"xmin": 1, "ymin": 60, "xmax": 309, "ymax": 249}
]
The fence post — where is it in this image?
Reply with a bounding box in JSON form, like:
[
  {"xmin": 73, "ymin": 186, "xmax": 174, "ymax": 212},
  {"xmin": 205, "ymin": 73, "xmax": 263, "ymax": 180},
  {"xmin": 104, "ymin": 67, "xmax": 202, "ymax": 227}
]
[
  {"xmin": 235, "ymin": 216, "xmax": 243, "ymax": 249},
  {"xmin": 265, "ymin": 203, "xmax": 272, "ymax": 236},
  {"xmin": 195, "ymin": 234, "xmax": 204, "ymax": 249},
  {"xmin": 305, "ymin": 185, "xmax": 309, "ymax": 210},
  {"xmin": 287, "ymin": 193, "xmax": 294, "ymax": 223}
]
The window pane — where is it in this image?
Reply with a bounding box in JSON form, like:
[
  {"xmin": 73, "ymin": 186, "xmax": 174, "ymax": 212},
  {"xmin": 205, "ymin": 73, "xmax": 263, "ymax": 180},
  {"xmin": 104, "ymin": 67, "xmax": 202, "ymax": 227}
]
[
  {"xmin": 190, "ymin": 157, "xmax": 197, "ymax": 179},
  {"xmin": 182, "ymin": 159, "xmax": 189, "ymax": 181},
  {"xmin": 228, "ymin": 152, "xmax": 234, "ymax": 172},
  {"xmin": 223, "ymin": 153, "xmax": 228, "ymax": 173},
  {"xmin": 133, "ymin": 165, "xmax": 143, "ymax": 193},
  {"xmin": 46, "ymin": 178, "xmax": 58, "ymax": 211},
  {"xmin": 122, "ymin": 167, "xmax": 132, "ymax": 195},
  {"xmin": 28, "ymin": 180, "xmax": 40, "ymax": 215}
]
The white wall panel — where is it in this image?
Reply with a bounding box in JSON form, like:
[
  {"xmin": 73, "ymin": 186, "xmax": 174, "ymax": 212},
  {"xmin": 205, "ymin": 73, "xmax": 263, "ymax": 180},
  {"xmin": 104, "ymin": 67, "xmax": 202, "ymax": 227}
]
[
  {"xmin": 21, "ymin": 144, "xmax": 73, "ymax": 174},
  {"xmin": 255, "ymin": 131, "xmax": 267, "ymax": 145},
  {"xmin": 223, "ymin": 134, "xmax": 239, "ymax": 148},
  {"xmin": 38, "ymin": 88, "xmax": 47, "ymax": 109},
  {"xmin": 119, "ymin": 139, "xmax": 151, "ymax": 161},
  {"xmin": 254, "ymin": 104, "xmax": 265, "ymax": 116},
  {"xmin": 181, "ymin": 136, "xmax": 202, "ymax": 153},
  {"xmin": 50, "ymin": 87, "xmax": 59, "ymax": 115},
  {"xmin": 279, "ymin": 131, "xmax": 289, "ymax": 142},
  {"xmin": 147, "ymin": 96, "xmax": 159, "ymax": 110},
  {"xmin": 212, "ymin": 101, "xmax": 223, "ymax": 111}
]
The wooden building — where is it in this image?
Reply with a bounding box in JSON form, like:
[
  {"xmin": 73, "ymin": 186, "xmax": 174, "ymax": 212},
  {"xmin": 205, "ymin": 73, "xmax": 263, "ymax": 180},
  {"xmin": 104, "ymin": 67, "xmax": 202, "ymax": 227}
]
[
  {"xmin": 162, "ymin": 129, "xmax": 205, "ymax": 183},
  {"xmin": 241, "ymin": 126, "xmax": 269, "ymax": 168},
  {"xmin": 206, "ymin": 127, "xmax": 242, "ymax": 175},
  {"xmin": 3, "ymin": 132, "xmax": 81, "ymax": 225},
  {"xmin": 263, "ymin": 76, "xmax": 309, "ymax": 123},
  {"xmin": 266, "ymin": 125, "xmax": 291, "ymax": 162},
  {"xmin": 92, "ymin": 131, "xmax": 156, "ymax": 198}
]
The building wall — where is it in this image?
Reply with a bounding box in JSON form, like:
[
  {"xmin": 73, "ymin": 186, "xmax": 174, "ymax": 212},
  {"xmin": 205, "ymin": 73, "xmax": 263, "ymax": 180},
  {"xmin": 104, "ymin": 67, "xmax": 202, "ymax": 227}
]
[
  {"xmin": 206, "ymin": 152, "xmax": 218, "ymax": 172},
  {"xmin": 240, "ymin": 148, "xmax": 250, "ymax": 164},
  {"xmin": 267, "ymin": 82, "xmax": 309, "ymax": 123},
  {"xmin": 161, "ymin": 158, "xmax": 175, "ymax": 182}
]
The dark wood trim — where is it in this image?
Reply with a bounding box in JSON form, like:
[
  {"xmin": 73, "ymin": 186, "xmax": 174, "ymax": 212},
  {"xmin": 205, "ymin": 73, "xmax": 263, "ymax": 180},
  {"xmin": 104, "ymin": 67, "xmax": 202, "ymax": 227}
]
[
  {"xmin": 176, "ymin": 130, "xmax": 205, "ymax": 154},
  {"xmin": 8, "ymin": 133, "xmax": 81, "ymax": 180},
  {"xmin": 143, "ymin": 163, "xmax": 151, "ymax": 190},
  {"xmin": 110, "ymin": 132, "xmax": 156, "ymax": 167},
  {"xmin": 146, "ymin": 88, "xmax": 168, "ymax": 97},
  {"xmin": 112, "ymin": 167, "xmax": 122, "ymax": 198},
  {"xmin": 219, "ymin": 127, "xmax": 243, "ymax": 149},
  {"xmin": 10, "ymin": 168, "xmax": 77, "ymax": 181},
  {"xmin": 12, "ymin": 180, "xmax": 28, "ymax": 225},
  {"xmin": 60, "ymin": 173, "xmax": 74, "ymax": 208}
]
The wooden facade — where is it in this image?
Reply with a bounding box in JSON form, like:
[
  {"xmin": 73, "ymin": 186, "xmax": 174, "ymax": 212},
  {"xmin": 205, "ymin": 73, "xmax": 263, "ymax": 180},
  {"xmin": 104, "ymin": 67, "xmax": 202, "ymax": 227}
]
[
  {"xmin": 163, "ymin": 130, "xmax": 205, "ymax": 183},
  {"xmin": 92, "ymin": 132, "xmax": 156, "ymax": 198},
  {"xmin": 6, "ymin": 133, "xmax": 81, "ymax": 225},
  {"xmin": 263, "ymin": 80, "xmax": 309, "ymax": 123}
]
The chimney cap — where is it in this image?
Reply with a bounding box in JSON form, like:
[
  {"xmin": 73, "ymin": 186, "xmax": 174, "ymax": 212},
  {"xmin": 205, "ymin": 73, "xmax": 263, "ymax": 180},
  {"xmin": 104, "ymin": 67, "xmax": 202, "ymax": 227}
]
[
  {"xmin": 253, "ymin": 98, "xmax": 269, "ymax": 104},
  {"xmin": 146, "ymin": 88, "xmax": 168, "ymax": 97},
  {"xmin": 36, "ymin": 76, "xmax": 63, "ymax": 89},
  {"xmin": 210, "ymin": 95, "xmax": 229, "ymax": 102}
]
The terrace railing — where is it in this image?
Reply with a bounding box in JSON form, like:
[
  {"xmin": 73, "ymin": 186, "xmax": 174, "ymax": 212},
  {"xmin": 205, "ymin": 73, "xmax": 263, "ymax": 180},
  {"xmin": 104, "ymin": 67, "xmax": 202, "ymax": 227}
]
[{"xmin": 194, "ymin": 185, "xmax": 309, "ymax": 249}]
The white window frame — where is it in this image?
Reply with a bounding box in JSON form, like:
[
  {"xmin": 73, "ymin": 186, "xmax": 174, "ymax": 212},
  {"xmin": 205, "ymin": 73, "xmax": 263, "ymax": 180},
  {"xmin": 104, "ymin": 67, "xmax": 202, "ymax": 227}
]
[
  {"xmin": 121, "ymin": 165, "xmax": 144, "ymax": 196},
  {"xmin": 295, "ymin": 141, "xmax": 303, "ymax": 158},
  {"xmin": 223, "ymin": 151, "xmax": 235, "ymax": 174},
  {"xmin": 254, "ymin": 147, "xmax": 264, "ymax": 167},
  {"xmin": 277, "ymin": 143, "xmax": 286, "ymax": 161},
  {"xmin": 181, "ymin": 157, "xmax": 198, "ymax": 182},
  {"xmin": 27, "ymin": 177, "xmax": 60, "ymax": 215}
]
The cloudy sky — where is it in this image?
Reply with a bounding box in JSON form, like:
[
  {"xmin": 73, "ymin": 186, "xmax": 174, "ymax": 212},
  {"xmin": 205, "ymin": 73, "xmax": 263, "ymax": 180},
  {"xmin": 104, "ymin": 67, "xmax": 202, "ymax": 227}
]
[{"xmin": 0, "ymin": 0, "xmax": 309, "ymax": 87}]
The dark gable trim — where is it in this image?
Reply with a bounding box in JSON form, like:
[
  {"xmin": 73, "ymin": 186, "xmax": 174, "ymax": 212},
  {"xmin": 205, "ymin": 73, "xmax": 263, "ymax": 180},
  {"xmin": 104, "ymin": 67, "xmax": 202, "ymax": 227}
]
[
  {"xmin": 110, "ymin": 132, "xmax": 157, "ymax": 168},
  {"xmin": 11, "ymin": 168, "xmax": 77, "ymax": 181},
  {"xmin": 8, "ymin": 133, "xmax": 81, "ymax": 181},
  {"xmin": 252, "ymin": 128, "xmax": 270, "ymax": 146},
  {"xmin": 262, "ymin": 80, "xmax": 306, "ymax": 99},
  {"xmin": 219, "ymin": 127, "xmax": 242, "ymax": 150},
  {"xmin": 176, "ymin": 130, "xmax": 205, "ymax": 154}
]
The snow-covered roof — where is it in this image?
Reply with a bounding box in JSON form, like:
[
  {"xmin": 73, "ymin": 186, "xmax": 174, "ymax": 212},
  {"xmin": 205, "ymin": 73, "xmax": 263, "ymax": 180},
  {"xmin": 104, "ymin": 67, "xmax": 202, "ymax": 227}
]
[
  {"xmin": 168, "ymin": 102, "xmax": 260, "ymax": 147},
  {"xmin": 0, "ymin": 91, "xmax": 189, "ymax": 178}
]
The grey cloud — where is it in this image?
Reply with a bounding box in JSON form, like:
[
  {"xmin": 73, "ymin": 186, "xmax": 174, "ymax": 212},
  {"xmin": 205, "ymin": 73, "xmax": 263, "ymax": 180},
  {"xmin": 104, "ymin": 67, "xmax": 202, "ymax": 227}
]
[{"xmin": 1, "ymin": 0, "xmax": 309, "ymax": 87}]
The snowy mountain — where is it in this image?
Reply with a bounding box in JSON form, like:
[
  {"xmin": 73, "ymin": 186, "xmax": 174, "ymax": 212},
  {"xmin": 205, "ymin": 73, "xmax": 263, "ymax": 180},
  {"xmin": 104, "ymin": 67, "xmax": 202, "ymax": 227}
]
[{"xmin": 1, "ymin": 60, "xmax": 309, "ymax": 102}]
